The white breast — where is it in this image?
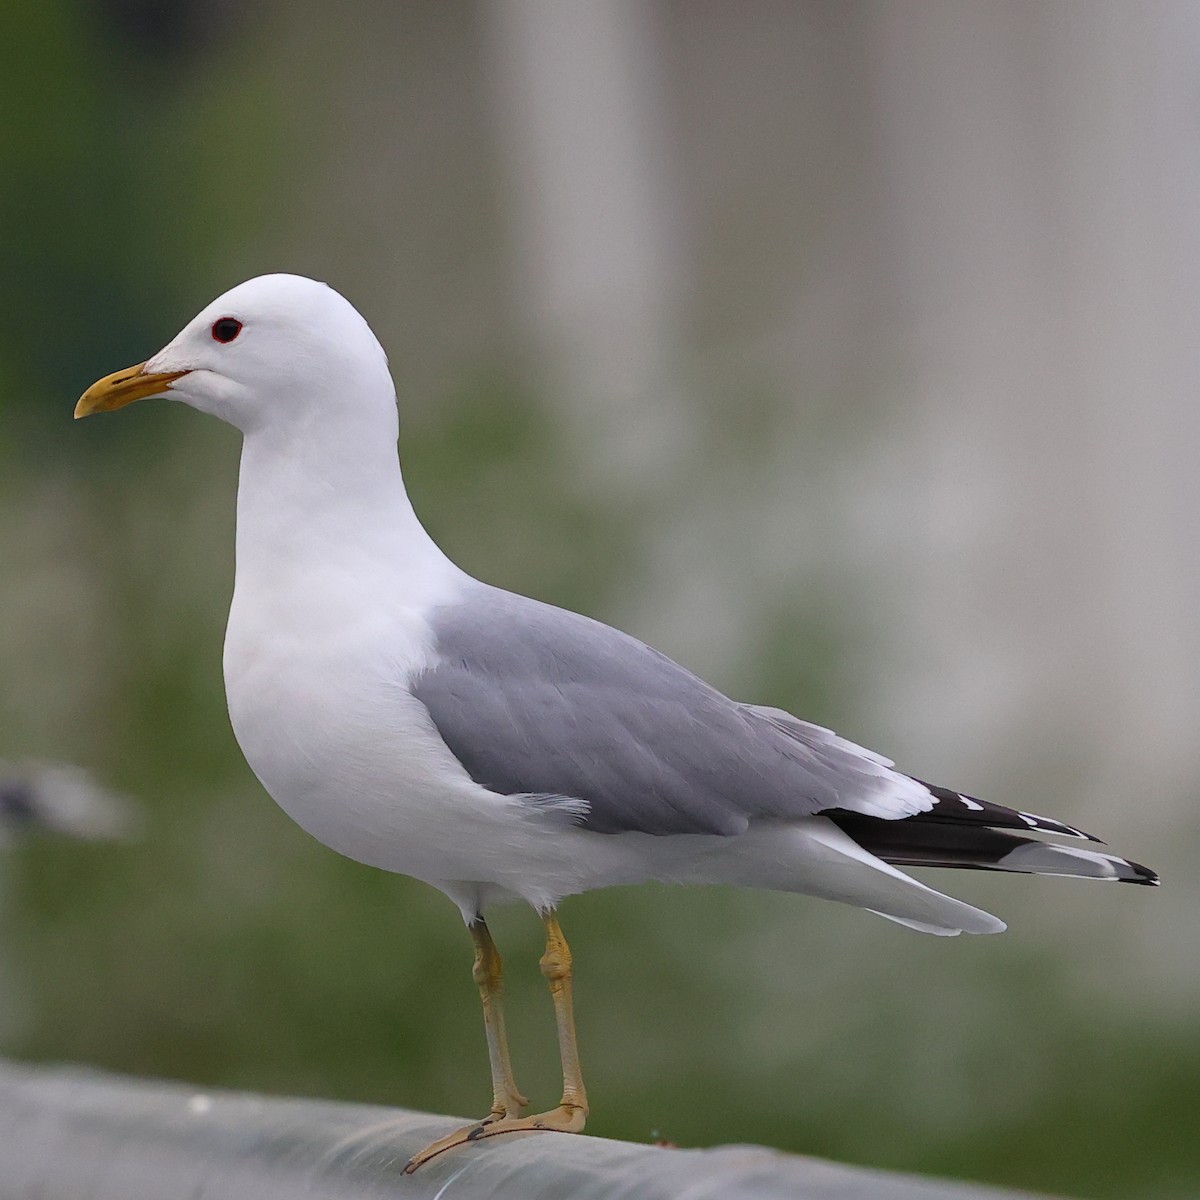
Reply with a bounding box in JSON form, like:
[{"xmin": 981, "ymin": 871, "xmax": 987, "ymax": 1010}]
[
  {"xmin": 225, "ymin": 594, "xmax": 516, "ymax": 884},
  {"xmin": 221, "ymin": 492, "xmax": 521, "ymax": 879}
]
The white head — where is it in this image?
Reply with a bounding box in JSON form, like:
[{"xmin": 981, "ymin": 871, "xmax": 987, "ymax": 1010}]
[{"xmin": 76, "ymin": 274, "xmax": 396, "ymax": 438}]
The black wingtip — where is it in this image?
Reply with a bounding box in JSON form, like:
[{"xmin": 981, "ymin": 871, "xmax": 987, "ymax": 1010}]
[
  {"xmin": 913, "ymin": 780, "xmax": 1108, "ymax": 843},
  {"xmin": 1119, "ymin": 861, "xmax": 1160, "ymax": 886}
]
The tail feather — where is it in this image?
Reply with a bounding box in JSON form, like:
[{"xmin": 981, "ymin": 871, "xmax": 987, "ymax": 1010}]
[
  {"xmin": 769, "ymin": 819, "xmax": 1009, "ymax": 935},
  {"xmin": 830, "ymin": 811, "xmax": 1159, "ymax": 886},
  {"xmin": 691, "ymin": 818, "xmax": 1008, "ymax": 935}
]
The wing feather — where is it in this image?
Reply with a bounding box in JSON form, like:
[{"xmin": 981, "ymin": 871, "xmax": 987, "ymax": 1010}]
[{"xmin": 411, "ymin": 584, "xmax": 931, "ymax": 835}]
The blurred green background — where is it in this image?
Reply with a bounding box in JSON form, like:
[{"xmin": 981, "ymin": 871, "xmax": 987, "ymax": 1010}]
[{"xmin": 1, "ymin": 3, "xmax": 1197, "ymax": 1198}]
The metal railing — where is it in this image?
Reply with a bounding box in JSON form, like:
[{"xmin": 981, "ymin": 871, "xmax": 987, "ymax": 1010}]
[{"xmin": 0, "ymin": 1061, "xmax": 1053, "ymax": 1199}]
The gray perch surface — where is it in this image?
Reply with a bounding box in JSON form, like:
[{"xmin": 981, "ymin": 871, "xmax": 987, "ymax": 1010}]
[{"xmin": 0, "ymin": 1061, "xmax": 1057, "ymax": 1200}]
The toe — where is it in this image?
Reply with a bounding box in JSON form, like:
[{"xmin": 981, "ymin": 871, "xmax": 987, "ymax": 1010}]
[{"xmin": 403, "ymin": 1104, "xmax": 587, "ymax": 1171}]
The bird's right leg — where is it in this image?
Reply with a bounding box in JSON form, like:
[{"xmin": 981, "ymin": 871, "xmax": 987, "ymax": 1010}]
[{"xmin": 470, "ymin": 918, "xmax": 528, "ymax": 1120}]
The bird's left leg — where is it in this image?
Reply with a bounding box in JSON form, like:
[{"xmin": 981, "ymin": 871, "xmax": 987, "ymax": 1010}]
[
  {"xmin": 403, "ymin": 910, "xmax": 588, "ymax": 1171},
  {"xmin": 404, "ymin": 917, "xmax": 529, "ymax": 1172},
  {"xmin": 510, "ymin": 908, "xmax": 589, "ymax": 1130}
]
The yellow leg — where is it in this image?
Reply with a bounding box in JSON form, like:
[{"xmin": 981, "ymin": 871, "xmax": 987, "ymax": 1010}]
[
  {"xmin": 403, "ymin": 910, "xmax": 588, "ymax": 1172},
  {"xmin": 533, "ymin": 910, "xmax": 589, "ymax": 1120},
  {"xmin": 471, "ymin": 920, "xmax": 528, "ymax": 1118}
]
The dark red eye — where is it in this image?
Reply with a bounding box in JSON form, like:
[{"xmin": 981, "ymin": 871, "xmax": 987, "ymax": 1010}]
[{"xmin": 211, "ymin": 317, "xmax": 242, "ymax": 344}]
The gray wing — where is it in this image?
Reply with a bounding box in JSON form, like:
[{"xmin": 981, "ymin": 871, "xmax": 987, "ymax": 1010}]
[{"xmin": 411, "ymin": 582, "xmax": 933, "ymax": 836}]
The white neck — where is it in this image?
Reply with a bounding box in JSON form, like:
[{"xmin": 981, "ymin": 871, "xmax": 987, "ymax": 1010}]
[{"xmin": 231, "ymin": 413, "xmax": 461, "ymax": 613}]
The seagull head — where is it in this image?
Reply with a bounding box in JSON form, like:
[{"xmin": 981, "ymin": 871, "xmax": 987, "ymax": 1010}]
[{"xmin": 75, "ymin": 274, "xmax": 395, "ymax": 436}]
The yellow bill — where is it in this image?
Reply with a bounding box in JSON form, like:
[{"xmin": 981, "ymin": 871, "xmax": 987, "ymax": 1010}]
[{"xmin": 75, "ymin": 363, "xmax": 189, "ymax": 419}]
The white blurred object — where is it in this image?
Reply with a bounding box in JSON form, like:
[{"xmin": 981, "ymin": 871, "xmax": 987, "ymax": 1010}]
[{"xmin": 0, "ymin": 762, "xmax": 138, "ymax": 847}]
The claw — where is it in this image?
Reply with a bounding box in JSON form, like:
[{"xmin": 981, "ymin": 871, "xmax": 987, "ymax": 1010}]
[{"xmin": 403, "ymin": 1105, "xmax": 587, "ymax": 1172}]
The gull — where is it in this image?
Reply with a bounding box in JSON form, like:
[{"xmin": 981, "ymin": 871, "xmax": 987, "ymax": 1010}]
[
  {"xmin": 76, "ymin": 274, "xmax": 1158, "ymax": 1170},
  {"xmin": 0, "ymin": 761, "xmax": 136, "ymax": 847}
]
